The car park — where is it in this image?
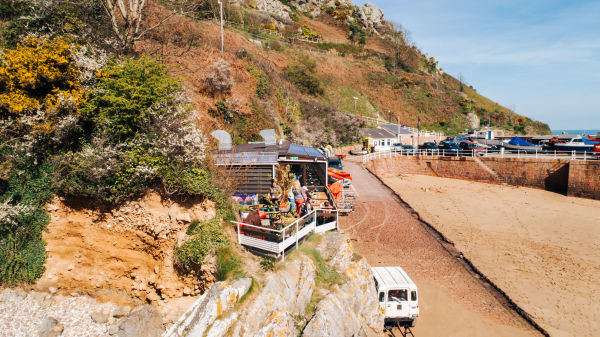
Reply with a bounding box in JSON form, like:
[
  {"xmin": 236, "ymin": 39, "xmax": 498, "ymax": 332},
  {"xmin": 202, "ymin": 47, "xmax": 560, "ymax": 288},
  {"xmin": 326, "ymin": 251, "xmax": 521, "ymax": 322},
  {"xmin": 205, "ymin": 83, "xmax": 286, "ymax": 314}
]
[
  {"xmin": 438, "ymin": 141, "xmax": 461, "ymax": 155},
  {"xmin": 401, "ymin": 144, "xmax": 416, "ymax": 155},
  {"xmin": 459, "ymin": 141, "xmax": 486, "ymax": 156},
  {"xmin": 391, "ymin": 143, "xmax": 404, "ymax": 152}
]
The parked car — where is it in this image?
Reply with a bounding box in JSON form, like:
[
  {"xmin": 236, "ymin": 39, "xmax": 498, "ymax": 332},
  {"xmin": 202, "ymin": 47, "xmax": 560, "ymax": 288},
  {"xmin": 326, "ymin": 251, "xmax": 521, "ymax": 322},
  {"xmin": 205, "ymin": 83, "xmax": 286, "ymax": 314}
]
[
  {"xmin": 594, "ymin": 143, "xmax": 600, "ymax": 157},
  {"xmin": 373, "ymin": 266, "xmax": 419, "ymax": 329},
  {"xmin": 459, "ymin": 141, "xmax": 486, "ymax": 156},
  {"xmin": 438, "ymin": 141, "xmax": 461, "ymax": 155},
  {"xmin": 401, "ymin": 144, "xmax": 416, "ymax": 155},
  {"xmin": 418, "ymin": 142, "xmax": 438, "ymax": 150},
  {"xmin": 391, "ymin": 143, "xmax": 404, "ymax": 152}
]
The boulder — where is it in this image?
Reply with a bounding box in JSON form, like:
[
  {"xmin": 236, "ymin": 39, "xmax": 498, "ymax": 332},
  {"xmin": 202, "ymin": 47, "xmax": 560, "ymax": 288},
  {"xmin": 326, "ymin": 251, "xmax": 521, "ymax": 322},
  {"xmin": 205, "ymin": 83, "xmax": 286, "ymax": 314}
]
[
  {"xmin": 38, "ymin": 317, "xmax": 64, "ymax": 337},
  {"xmin": 163, "ymin": 278, "xmax": 252, "ymax": 337},
  {"xmin": 112, "ymin": 305, "xmax": 162, "ymax": 337},
  {"xmin": 358, "ymin": 3, "xmax": 386, "ymax": 33},
  {"xmin": 467, "ymin": 112, "xmax": 480, "ymax": 129}
]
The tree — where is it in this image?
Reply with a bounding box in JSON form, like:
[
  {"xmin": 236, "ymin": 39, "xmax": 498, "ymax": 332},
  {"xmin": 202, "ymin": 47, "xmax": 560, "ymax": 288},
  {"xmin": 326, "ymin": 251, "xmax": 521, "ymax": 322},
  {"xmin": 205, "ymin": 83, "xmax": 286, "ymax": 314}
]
[{"xmin": 101, "ymin": 0, "xmax": 181, "ymax": 53}]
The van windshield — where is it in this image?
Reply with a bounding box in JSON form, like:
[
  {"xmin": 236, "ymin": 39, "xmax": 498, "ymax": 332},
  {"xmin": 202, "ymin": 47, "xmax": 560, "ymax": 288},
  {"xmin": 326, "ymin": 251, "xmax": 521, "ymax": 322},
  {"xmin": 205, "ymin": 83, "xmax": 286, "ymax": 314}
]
[{"xmin": 388, "ymin": 289, "xmax": 407, "ymax": 302}]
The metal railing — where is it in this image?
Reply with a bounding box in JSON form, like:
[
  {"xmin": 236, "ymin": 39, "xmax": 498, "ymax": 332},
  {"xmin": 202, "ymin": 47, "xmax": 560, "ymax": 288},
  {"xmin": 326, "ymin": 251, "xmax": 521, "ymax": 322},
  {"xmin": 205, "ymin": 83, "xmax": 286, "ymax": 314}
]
[
  {"xmin": 362, "ymin": 148, "xmax": 599, "ymax": 164},
  {"xmin": 231, "ymin": 208, "xmax": 339, "ymax": 261}
]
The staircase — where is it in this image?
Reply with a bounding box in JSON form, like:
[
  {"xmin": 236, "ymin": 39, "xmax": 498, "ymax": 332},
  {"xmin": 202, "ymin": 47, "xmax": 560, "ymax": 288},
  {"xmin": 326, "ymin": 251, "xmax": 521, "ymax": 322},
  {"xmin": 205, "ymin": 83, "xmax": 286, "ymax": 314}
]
[{"xmin": 473, "ymin": 157, "xmax": 506, "ymax": 183}]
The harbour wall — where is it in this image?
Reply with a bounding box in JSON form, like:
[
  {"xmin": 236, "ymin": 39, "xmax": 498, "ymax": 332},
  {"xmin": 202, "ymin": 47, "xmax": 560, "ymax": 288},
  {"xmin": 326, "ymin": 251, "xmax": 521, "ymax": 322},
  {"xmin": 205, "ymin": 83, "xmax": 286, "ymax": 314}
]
[{"xmin": 365, "ymin": 156, "xmax": 600, "ymax": 200}]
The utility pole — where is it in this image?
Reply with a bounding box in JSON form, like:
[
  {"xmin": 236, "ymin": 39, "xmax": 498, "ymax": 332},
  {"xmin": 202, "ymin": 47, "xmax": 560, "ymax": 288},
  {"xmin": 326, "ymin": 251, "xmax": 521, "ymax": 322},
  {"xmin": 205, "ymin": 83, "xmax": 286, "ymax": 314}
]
[{"xmin": 218, "ymin": 0, "xmax": 224, "ymax": 53}]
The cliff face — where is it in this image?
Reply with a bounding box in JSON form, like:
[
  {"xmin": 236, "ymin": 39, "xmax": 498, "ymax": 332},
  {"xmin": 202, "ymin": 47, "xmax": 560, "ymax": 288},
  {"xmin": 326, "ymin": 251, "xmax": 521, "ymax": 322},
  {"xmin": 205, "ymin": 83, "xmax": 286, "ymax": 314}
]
[{"xmin": 165, "ymin": 232, "xmax": 384, "ymax": 337}]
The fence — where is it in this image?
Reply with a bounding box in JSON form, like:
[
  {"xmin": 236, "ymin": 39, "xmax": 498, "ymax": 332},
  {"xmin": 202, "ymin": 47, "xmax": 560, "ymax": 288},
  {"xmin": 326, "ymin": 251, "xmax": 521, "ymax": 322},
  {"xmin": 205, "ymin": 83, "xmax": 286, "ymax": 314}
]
[
  {"xmin": 231, "ymin": 208, "xmax": 339, "ymax": 261},
  {"xmin": 362, "ymin": 148, "xmax": 599, "ymax": 164}
]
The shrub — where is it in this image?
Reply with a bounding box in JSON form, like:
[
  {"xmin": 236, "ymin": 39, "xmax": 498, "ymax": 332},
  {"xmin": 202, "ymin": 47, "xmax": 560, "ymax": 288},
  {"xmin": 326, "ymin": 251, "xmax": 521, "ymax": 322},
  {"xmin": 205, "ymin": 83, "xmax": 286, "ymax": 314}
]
[
  {"xmin": 82, "ymin": 56, "xmax": 182, "ymax": 141},
  {"xmin": 348, "ymin": 21, "xmax": 365, "ymax": 45},
  {"xmin": 186, "ymin": 219, "xmax": 201, "ymax": 235},
  {"xmin": 260, "ymin": 258, "xmax": 275, "ymax": 271},
  {"xmin": 57, "ymin": 57, "xmax": 207, "ymax": 204},
  {"xmin": 174, "ymin": 219, "xmax": 228, "ymax": 273},
  {"xmin": 247, "ymin": 64, "xmax": 270, "ymax": 99},
  {"xmin": 207, "ymin": 59, "xmax": 233, "ymax": 96},
  {"xmin": 285, "ymin": 59, "xmax": 324, "ymax": 96}
]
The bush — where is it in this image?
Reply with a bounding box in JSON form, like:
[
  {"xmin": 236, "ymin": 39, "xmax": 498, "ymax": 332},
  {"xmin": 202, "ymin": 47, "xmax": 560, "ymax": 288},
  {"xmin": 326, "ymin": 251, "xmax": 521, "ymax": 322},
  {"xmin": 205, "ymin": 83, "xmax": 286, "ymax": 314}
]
[
  {"xmin": 174, "ymin": 219, "xmax": 228, "ymax": 273},
  {"xmin": 247, "ymin": 64, "xmax": 270, "ymax": 99},
  {"xmin": 285, "ymin": 59, "xmax": 324, "ymax": 96},
  {"xmin": 57, "ymin": 57, "xmax": 207, "ymax": 204},
  {"xmin": 260, "ymin": 258, "xmax": 275, "ymax": 271},
  {"xmin": 207, "ymin": 59, "xmax": 233, "ymax": 96},
  {"xmin": 0, "ymin": 160, "xmax": 54, "ymax": 285},
  {"xmin": 348, "ymin": 21, "xmax": 366, "ymax": 45},
  {"xmin": 82, "ymin": 56, "xmax": 182, "ymax": 141}
]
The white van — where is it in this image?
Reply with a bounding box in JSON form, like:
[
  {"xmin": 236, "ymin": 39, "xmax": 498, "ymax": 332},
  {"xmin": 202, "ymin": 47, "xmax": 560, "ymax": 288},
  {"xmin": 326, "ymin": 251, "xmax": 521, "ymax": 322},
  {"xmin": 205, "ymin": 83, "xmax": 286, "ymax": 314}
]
[{"xmin": 372, "ymin": 266, "xmax": 419, "ymax": 328}]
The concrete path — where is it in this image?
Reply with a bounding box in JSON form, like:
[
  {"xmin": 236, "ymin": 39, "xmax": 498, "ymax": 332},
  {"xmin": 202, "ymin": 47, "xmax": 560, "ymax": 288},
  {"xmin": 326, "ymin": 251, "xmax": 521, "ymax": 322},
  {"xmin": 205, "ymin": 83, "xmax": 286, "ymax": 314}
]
[{"xmin": 339, "ymin": 159, "xmax": 540, "ymax": 337}]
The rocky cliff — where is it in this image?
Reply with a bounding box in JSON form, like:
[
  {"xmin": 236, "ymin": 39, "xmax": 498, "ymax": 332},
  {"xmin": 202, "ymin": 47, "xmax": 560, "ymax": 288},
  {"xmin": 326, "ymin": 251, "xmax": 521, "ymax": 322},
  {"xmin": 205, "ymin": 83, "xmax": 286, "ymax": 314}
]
[{"xmin": 164, "ymin": 232, "xmax": 384, "ymax": 337}]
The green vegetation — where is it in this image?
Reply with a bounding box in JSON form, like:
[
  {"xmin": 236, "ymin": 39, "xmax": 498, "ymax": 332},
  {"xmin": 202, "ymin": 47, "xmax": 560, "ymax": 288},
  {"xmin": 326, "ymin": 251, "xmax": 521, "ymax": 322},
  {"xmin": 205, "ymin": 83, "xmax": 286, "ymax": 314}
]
[
  {"xmin": 216, "ymin": 247, "xmax": 244, "ymax": 281},
  {"xmin": 260, "ymin": 258, "xmax": 275, "ymax": 271},
  {"xmin": 348, "ymin": 21, "xmax": 366, "ymax": 45},
  {"xmin": 174, "ymin": 219, "xmax": 228, "ymax": 273},
  {"xmin": 285, "ymin": 58, "xmax": 324, "ymax": 96}
]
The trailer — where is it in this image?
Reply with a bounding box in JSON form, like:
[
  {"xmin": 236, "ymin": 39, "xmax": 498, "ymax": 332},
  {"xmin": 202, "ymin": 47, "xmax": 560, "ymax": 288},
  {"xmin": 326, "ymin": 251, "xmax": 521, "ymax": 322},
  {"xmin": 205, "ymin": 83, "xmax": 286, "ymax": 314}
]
[{"xmin": 372, "ymin": 266, "xmax": 420, "ymax": 331}]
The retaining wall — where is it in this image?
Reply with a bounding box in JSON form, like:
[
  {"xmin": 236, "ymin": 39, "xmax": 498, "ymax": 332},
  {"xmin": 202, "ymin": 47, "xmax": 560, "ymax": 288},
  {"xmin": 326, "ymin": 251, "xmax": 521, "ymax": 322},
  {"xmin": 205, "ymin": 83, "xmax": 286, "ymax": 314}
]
[{"xmin": 366, "ymin": 156, "xmax": 600, "ymax": 200}]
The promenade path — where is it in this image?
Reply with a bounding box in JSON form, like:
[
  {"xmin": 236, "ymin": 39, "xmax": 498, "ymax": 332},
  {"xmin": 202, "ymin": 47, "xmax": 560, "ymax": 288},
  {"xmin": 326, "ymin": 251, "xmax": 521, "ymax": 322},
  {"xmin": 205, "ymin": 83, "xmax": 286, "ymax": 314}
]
[{"xmin": 339, "ymin": 160, "xmax": 541, "ymax": 337}]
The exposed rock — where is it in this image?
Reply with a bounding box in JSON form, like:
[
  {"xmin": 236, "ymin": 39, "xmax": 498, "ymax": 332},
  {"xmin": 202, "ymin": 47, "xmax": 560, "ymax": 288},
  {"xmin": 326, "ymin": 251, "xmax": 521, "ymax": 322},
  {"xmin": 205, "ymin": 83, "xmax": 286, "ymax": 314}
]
[
  {"xmin": 112, "ymin": 305, "xmax": 162, "ymax": 337},
  {"xmin": 111, "ymin": 306, "xmax": 131, "ymax": 318},
  {"xmin": 163, "ymin": 278, "xmax": 252, "ymax": 337},
  {"xmin": 90, "ymin": 311, "xmax": 109, "ymax": 324},
  {"xmin": 205, "ymin": 313, "xmax": 238, "ymax": 337},
  {"xmin": 467, "ymin": 112, "xmax": 481, "ymax": 129},
  {"xmin": 38, "ymin": 317, "xmax": 63, "ymax": 337},
  {"xmin": 358, "ymin": 3, "xmax": 386, "ymax": 33},
  {"xmin": 230, "ymin": 256, "xmax": 315, "ymax": 336},
  {"xmin": 253, "ymin": 311, "xmax": 297, "ymax": 337},
  {"xmin": 253, "ymin": 0, "xmax": 291, "ymax": 22},
  {"xmin": 302, "ymin": 233, "xmax": 384, "ymax": 337}
]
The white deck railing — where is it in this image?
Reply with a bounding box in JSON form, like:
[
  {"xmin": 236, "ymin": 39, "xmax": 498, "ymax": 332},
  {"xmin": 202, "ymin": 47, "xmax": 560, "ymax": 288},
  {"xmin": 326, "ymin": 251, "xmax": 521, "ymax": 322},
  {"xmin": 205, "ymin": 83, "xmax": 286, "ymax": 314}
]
[
  {"xmin": 362, "ymin": 149, "xmax": 598, "ymax": 164},
  {"xmin": 232, "ymin": 208, "xmax": 339, "ymax": 260}
]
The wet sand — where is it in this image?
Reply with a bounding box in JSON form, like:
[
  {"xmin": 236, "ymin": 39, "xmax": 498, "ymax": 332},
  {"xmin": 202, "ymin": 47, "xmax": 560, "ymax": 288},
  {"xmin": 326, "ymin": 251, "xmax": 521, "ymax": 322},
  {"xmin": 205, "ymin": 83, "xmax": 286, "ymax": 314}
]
[{"xmin": 381, "ymin": 174, "xmax": 600, "ymax": 337}]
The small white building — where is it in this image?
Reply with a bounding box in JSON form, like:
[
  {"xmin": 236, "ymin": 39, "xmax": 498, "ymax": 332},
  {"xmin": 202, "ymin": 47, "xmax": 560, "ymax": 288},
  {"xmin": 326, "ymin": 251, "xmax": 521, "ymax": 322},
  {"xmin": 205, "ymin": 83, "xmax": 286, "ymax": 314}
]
[{"xmin": 360, "ymin": 128, "xmax": 397, "ymax": 152}]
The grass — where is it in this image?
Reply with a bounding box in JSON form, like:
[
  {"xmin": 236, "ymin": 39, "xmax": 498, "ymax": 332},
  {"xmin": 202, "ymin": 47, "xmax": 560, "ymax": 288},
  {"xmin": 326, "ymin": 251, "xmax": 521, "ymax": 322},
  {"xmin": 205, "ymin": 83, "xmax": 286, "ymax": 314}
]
[{"xmin": 216, "ymin": 246, "xmax": 245, "ymax": 281}]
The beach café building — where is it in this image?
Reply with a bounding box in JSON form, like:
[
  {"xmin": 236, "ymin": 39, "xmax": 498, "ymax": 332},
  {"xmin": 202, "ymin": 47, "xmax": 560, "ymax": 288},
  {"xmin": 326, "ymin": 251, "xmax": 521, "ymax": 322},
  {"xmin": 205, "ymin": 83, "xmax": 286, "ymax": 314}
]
[{"xmin": 212, "ymin": 129, "xmax": 339, "ymax": 259}]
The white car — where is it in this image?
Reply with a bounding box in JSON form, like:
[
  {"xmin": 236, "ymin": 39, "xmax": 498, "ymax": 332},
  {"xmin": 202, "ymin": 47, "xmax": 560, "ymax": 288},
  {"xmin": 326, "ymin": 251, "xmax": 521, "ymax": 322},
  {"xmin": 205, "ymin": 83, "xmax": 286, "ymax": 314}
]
[{"xmin": 372, "ymin": 266, "xmax": 419, "ymax": 329}]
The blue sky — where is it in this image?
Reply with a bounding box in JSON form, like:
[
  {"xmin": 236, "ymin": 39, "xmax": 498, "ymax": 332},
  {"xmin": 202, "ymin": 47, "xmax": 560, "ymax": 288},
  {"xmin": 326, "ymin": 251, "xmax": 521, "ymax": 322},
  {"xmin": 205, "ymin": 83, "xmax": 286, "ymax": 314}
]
[{"xmin": 355, "ymin": 0, "xmax": 600, "ymax": 129}]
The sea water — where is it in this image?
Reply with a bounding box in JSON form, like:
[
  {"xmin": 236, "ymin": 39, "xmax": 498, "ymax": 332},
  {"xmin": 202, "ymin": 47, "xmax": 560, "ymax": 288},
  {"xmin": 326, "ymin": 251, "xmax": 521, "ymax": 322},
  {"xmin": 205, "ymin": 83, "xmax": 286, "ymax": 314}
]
[{"xmin": 552, "ymin": 129, "xmax": 600, "ymax": 135}]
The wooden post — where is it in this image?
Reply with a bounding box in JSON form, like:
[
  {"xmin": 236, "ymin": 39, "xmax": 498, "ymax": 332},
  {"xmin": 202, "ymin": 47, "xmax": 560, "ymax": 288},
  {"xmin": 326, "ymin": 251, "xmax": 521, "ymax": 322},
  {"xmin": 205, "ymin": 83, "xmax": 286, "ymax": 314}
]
[{"xmin": 295, "ymin": 222, "xmax": 299, "ymax": 249}]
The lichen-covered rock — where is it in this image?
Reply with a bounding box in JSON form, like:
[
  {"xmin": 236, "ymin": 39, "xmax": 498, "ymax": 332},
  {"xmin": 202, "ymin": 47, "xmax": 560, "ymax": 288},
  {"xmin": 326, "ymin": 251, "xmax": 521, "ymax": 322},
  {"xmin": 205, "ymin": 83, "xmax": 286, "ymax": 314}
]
[
  {"xmin": 163, "ymin": 278, "xmax": 252, "ymax": 337},
  {"xmin": 230, "ymin": 256, "xmax": 316, "ymax": 336},
  {"xmin": 253, "ymin": 0, "xmax": 291, "ymax": 22},
  {"xmin": 358, "ymin": 3, "xmax": 386, "ymax": 33},
  {"xmin": 205, "ymin": 313, "xmax": 238, "ymax": 337},
  {"xmin": 302, "ymin": 233, "xmax": 384, "ymax": 337},
  {"xmin": 253, "ymin": 311, "xmax": 298, "ymax": 337}
]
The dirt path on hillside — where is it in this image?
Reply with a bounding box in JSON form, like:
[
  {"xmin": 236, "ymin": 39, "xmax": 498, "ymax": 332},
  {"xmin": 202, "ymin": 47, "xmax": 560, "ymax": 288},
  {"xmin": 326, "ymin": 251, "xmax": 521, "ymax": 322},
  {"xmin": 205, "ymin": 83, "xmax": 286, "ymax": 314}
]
[
  {"xmin": 380, "ymin": 174, "xmax": 600, "ymax": 337},
  {"xmin": 339, "ymin": 160, "xmax": 541, "ymax": 337}
]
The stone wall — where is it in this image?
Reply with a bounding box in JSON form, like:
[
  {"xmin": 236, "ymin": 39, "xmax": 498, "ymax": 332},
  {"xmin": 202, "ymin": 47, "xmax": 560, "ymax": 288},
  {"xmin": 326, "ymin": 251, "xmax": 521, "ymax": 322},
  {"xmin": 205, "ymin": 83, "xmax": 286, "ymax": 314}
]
[
  {"xmin": 568, "ymin": 160, "xmax": 600, "ymax": 200},
  {"xmin": 367, "ymin": 156, "xmax": 599, "ymax": 200}
]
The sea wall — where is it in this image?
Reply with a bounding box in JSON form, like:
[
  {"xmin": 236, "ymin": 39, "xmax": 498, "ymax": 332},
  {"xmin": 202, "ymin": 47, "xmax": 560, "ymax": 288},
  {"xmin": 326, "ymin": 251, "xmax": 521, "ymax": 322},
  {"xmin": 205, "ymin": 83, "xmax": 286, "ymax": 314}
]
[
  {"xmin": 366, "ymin": 156, "xmax": 599, "ymax": 200},
  {"xmin": 568, "ymin": 160, "xmax": 600, "ymax": 200}
]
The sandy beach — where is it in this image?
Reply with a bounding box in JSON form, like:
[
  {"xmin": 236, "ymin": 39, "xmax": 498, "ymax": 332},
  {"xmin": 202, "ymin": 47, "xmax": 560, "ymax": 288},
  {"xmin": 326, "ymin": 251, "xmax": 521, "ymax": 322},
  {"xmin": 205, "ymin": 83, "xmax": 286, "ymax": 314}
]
[
  {"xmin": 340, "ymin": 161, "xmax": 540, "ymax": 337},
  {"xmin": 381, "ymin": 174, "xmax": 600, "ymax": 337}
]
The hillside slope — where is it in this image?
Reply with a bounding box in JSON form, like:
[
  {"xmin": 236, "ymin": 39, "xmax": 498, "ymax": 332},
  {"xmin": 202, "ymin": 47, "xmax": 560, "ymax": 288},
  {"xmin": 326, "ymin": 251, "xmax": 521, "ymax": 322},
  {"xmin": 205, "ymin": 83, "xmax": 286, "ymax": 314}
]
[{"xmin": 136, "ymin": 0, "xmax": 550, "ymax": 143}]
